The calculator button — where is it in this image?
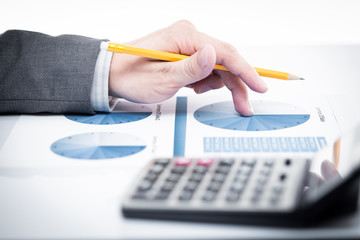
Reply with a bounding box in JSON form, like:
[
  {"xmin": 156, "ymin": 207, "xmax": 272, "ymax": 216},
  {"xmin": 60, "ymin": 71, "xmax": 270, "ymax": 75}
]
[
  {"xmin": 175, "ymin": 157, "xmax": 192, "ymax": 166},
  {"xmin": 193, "ymin": 165, "xmax": 208, "ymax": 174},
  {"xmin": 211, "ymin": 173, "xmax": 226, "ymax": 183},
  {"xmin": 264, "ymin": 159, "xmax": 274, "ymax": 167},
  {"xmin": 161, "ymin": 181, "xmax": 176, "ymax": 192},
  {"xmin": 234, "ymin": 173, "xmax": 249, "ymax": 183},
  {"xmin": 251, "ymin": 193, "xmax": 261, "ymax": 203},
  {"xmin": 284, "ymin": 158, "xmax": 292, "ymax": 166},
  {"xmin": 202, "ymin": 190, "xmax": 217, "ymax": 202},
  {"xmin": 242, "ymin": 158, "xmax": 256, "ymax": 167},
  {"xmin": 167, "ymin": 173, "xmax": 181, "ymax": 182},
  {"xmin": 254, "ymin": 183, "xmax": 265, "ymax": 194},
  {"xmin": 207, "ymin": 181, "xmax": 222, "ymax": 192},
  {"xmin": 197, "ymin": 158, "xmax": 214, "ymax": 167},
  {"xmin": 179, "ymin": 190, "xmax": 193, "ymax": 201},
  {"xmin": 171, "ymin": 166, "xmax": 187, "ymax": 174},
  {"xmin": 149, "ymin": 164, "xmax": 165, "ymax": 175},
  {"xmin": 279, "ymin": 173, "xmax": 287, "ymax": 181},
  {"xmin": 273, "ymin": 183, "xmax": 284, "ymax": 194},
  {"xmin": 270, "ymin": 186, "xmax": 283, "ymax": 203},
  {"xmin": 230, "ymin": 182, "xmax": 245, "ymax": 193},
  {"xmin": 215, "ymin": 166, "xmax": 231, "ymax": 174},
  {"xmin": 132, "ymin": 192, "xmax": 147, "ymax": 200},
  {"xmin": 189, "ymin": 173, "xmax": 204, "ymax": 182},
  {"xmin": 184, "ymin": 181, "xmax": 199, "ymax": 192},
  {"xmin": 155, "ymin": 158, "xmax": 171, "ymax": 166},
  {"xmin": 144, "ymin": 173, "xmax": 158, "ymax": 182},
  {"xmin": 260, "ymin": 167, "xmax": 272, "ymax": 176},
  {"xmin": 238, "ymin": 165, "xmax": 252, "ymax": 176},
  {"xmin": 137, "ymin": 179, "xmax": 153, "ymax": 192},
  {"xmin": 270, "ymin": 194, "xmax": 281, "ymax": 204},
  {"xmin": 226, "ymin": 191, "xmax": 240, "ymax": 202},
  {"xmin": 257, "ymin": 174, "xmax": 268, "ymax": 184},
  {"xmin": 154, "ymin": 191, "xmax": 170, "ymax": 200},
  {"xmin": 219, "ymin": 158, "xmax": 234, "ymax": 166}
]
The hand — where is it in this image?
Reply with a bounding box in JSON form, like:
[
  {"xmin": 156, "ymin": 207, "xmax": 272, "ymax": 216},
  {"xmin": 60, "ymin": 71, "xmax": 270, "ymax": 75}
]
[
  {"xmin": 306, "ymin": 160, "xmax": 341, "ymax": 188},
  {"xmin": 109, "ymin": 20, "xmax": 268, "ymax": 116}
]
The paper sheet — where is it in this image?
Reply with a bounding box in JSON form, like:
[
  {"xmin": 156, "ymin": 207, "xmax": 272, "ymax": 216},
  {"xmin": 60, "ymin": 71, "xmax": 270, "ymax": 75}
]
[{"xmin": 0, "ymin": 91, "xmax": 340, "ymax": 169}]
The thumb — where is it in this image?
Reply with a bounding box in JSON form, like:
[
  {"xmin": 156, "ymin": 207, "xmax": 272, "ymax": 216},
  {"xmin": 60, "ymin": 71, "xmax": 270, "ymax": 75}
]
[{"xmin": 172, "ymin": 44, "xmax": 216, "ymax": 86}]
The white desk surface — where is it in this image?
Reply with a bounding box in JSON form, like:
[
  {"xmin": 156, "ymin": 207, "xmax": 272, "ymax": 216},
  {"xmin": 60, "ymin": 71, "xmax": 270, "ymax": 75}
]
[{"xmin": 2, "ymin": 0, "xmax": 360, "ymax": 239}]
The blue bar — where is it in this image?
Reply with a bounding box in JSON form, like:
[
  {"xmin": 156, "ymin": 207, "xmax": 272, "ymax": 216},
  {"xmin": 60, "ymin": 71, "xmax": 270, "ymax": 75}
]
[
  {"xmin": 173, "ymin": 97, "xmax": 187, "ymax": 156},
  {"xmin": 269, "ymin": 137, "xmax": 280, "ymax": 152},
  {"xmin": 222, "ymin": 137, "xmax": 232, "ymax": 152},
  {"xmin": 203, "ymin": 137, "xmax": 212, "ymax": 152},
  {"xmin": 251, "ymin": 138, "xmax": 261, "ymax": 152},
  {"xmin": 297, "ymin": 137, "xmax": 310, "ymax": 152},
  {"xmin": 307, "ymin": 137, "xmax": 318, "ymax": 152},
  {"xmin": 288, "ymin": 137, "xmax": 299, "ymax": 152},
  {"xmin": 213, "ymin": 137, "xmax": 222, "ymax": 152},
  {"xmin": 241, "ymin": 137, "xmax": 251, "ymax": 152},
  {"xmin": 317, "ymin": 137, "xmax": 327, "ymax": 148},
  {"xmin": 232, "ymin": 137, "xmax": 241, "ymax": 152},
  {"xmin": 278, "ymin": 137, "xmax": 290, "ymax": 152},
  {"xmin": 260, "ymin": 137, "xmax": 271, "ymax": 152}
]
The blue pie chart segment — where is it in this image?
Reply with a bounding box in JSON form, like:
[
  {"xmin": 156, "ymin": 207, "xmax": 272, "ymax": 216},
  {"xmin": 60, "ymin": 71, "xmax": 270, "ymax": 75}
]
[
  {"xmin": 65, "ymin": 101, "xmax": 152, "ymax": 125},
  {"xmin": 194, "ymin": 101, "xmax": 310, "ymax": 131},
  {"xmin": 51, "ymin": 132, "xmax": 146, "ymax": 159}
]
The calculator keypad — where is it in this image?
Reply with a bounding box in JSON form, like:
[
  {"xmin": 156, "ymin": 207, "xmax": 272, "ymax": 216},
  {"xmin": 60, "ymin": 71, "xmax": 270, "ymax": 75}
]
[{"xmin": 126, "ymin": 157, "xmax": 309, "ymax": 212}]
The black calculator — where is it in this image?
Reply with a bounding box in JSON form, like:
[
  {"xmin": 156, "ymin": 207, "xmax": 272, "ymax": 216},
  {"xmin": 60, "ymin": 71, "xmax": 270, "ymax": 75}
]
[{"xmin": 122, "ymin": 126, "xmax": 360, "ymax": 226}]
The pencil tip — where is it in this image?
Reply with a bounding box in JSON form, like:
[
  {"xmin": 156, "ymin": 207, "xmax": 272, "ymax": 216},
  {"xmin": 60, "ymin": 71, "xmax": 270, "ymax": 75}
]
[{"xmin": 288, "ymin": 74, "xmax": 305, "ymax": 80}]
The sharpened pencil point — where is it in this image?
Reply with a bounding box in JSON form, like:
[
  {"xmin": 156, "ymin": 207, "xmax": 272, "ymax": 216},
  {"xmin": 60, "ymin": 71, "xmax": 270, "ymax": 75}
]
[{"xmin": 287, "ymin": 74, "xmax": 304, "ymax": 80}]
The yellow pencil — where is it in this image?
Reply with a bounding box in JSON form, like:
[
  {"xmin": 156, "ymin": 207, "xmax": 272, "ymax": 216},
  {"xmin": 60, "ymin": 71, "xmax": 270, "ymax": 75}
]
[{"xmin": 107, "ymin": 43, "xmax": 304, "ymax": 80}]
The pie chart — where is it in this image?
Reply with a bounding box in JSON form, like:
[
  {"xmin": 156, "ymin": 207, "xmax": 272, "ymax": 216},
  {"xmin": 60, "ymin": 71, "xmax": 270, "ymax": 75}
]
[
  {"xmin": 194, "ymin": 100, "xmax": 310, "ymax": 131},
  {"xmin": 65, "ymin": 101, "xmax": 152, "ymax": 125},
  {"xmin": 51, "ymin": 132, "xmax": 146, "ymax": 159}
]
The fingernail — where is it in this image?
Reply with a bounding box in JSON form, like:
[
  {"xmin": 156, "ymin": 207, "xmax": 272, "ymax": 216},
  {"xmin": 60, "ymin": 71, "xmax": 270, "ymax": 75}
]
[
  {"xmin": 259, "ymin": 77, "xmax": 268, "ymax": 92},
  {"xmin": 198, "ymin": 47, "xmax": 208, "ymax": 68},
  {"xmin": 247, "ymin": 100, "xmax": 254, "ymax": 115}
]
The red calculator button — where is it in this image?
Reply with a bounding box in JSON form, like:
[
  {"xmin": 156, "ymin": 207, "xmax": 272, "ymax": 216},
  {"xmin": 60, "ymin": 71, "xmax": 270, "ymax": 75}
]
[
  {"xmin": 197, "ymin": 158, "xmax": 214, "ymax": 167},
  {"xmin": 175, "ymin": 158, "xmax": 192, "ymax": 166}
]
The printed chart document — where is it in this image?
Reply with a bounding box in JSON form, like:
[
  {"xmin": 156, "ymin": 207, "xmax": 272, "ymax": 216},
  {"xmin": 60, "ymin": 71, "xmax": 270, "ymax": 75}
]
[
  {"xmin": 0, "ymin": 98, "xmax": 176, "ymax": 168},
  {"xmin": 184, "ymin": 93, "xmax": 340, "ymax": 163},
  {"xmin": 0, "ymin": 90, "xmax": 340, "ymax": 169}
]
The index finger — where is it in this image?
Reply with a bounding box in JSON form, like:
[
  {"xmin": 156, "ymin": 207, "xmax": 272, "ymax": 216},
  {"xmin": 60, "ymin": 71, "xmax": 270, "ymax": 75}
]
[
  {"xmin": 193, "ymin": 33, "xmax": 268, "ymax": 93},
  {"xmin": 215, "ymin": 43, "xmax": 268, "ymax": 93},
  {"xmin": 321, "ymin": 160, "xmax": 341, "ymax": 181}
]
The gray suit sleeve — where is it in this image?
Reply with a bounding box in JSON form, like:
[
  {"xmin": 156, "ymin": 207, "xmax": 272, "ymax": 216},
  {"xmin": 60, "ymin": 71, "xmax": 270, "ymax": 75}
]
[{"xmin": 0, "ymin": 30, "xmax": 106, "ymax": 114}]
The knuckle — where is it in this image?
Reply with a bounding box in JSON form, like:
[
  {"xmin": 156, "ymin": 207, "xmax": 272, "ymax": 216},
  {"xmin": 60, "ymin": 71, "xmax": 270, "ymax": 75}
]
[
  {"xmin": 222, "ymin": 43, "xmax": 238, "ymax": 56},
  {"xmin": 174, "ymin": 19, "xmax": 196, "ymax": 29},
  {"xmin": 241, "ymin": 64, "xmax": 256, "ymax": 77}
]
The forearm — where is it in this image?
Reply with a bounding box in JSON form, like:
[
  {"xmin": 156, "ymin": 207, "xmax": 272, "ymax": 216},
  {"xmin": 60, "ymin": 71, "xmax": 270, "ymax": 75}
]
[{"xmin": 0, "ymin": 30, "xmax": 105, "ymax": 114}]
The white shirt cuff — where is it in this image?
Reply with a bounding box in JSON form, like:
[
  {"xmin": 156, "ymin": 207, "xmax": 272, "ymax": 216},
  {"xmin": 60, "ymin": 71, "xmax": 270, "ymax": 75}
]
[{"xmin": 91, "ymin": 41, "xmax": 113, "ymax": 112}]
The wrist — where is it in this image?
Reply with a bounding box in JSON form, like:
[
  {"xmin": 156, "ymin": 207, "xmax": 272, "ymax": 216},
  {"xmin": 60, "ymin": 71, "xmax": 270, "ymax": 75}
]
[
  {"xmin": 109, "ymin": 50, "xmax": 138, "ymax": 99},
  {"xmin": 91, "ymin": 41, "xmax": 113, "ymax": 112}
]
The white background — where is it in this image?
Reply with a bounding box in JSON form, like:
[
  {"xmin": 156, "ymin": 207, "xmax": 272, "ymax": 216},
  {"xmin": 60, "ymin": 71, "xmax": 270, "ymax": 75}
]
[
  {"xmin": 2, "ymin": 0, "xmax": 360, "ymax": 45},
  {"xmin": 2, "ymin": 0, "xmax": 360, "ymax": 239}
]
